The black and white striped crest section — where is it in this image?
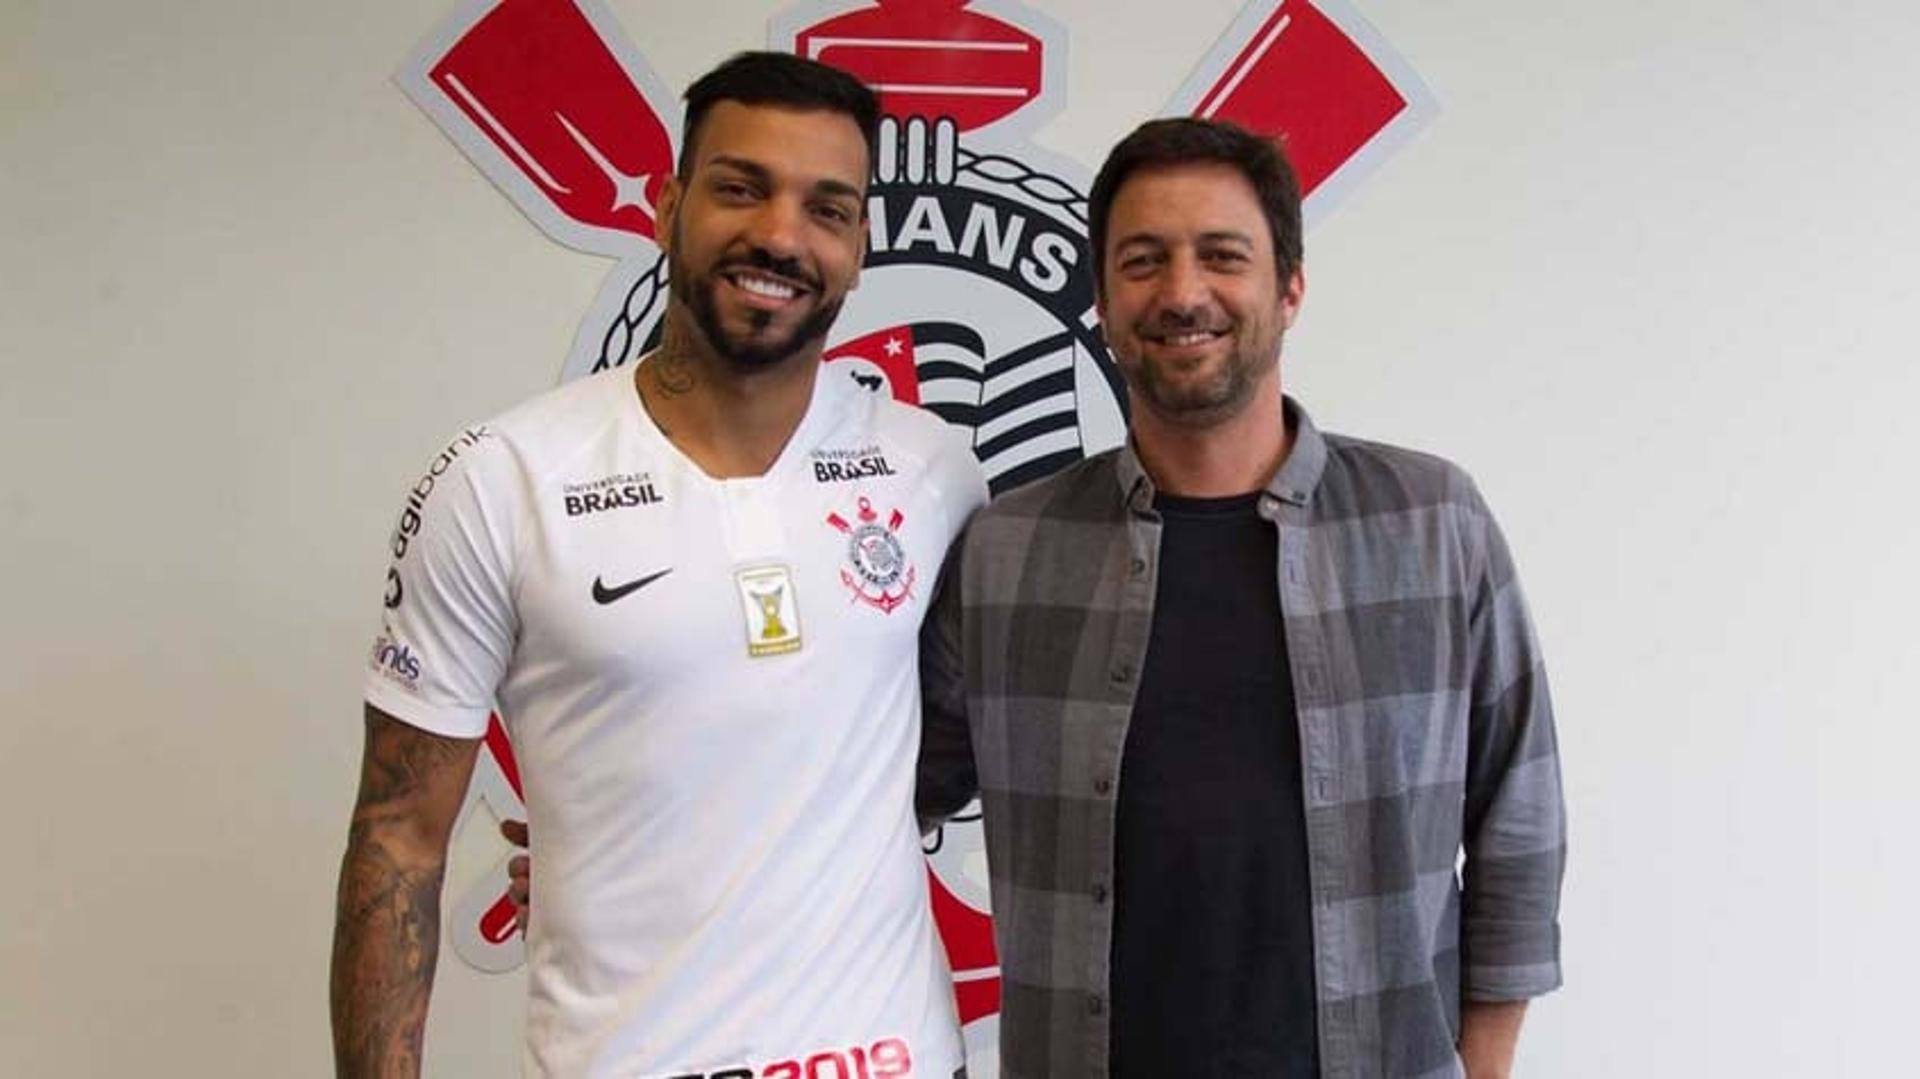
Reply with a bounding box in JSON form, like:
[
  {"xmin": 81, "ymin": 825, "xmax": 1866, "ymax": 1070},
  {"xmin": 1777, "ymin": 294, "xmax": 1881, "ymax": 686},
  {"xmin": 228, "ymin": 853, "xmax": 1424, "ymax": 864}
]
[{"xmin": 912, "ymin": 322, "xmax": 1083, "ymax": 495}]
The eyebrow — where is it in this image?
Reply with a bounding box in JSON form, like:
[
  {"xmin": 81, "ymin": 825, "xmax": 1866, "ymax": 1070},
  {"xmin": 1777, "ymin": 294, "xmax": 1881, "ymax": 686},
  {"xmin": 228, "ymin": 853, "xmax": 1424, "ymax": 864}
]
[
  {"xmin": 1196, "ymin": 230, "xmax": 1257, "ymax": 247},
  {"xmin": 810, "ymin": 177, "xmax": 865, "ymax": 203},
  {"xmin": 1113, "ymin": 229, "xmax": 1257, "ymax": 247},
  {"xmin": 705, "ymin": 155, "xmax": 864, "ymax": 202}
]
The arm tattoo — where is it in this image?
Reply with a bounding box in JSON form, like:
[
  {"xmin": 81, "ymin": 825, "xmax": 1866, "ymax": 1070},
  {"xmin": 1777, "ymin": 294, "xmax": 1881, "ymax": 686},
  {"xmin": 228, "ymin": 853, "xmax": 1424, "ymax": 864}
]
[
  {"xmin": 352, "ymin": 716, "xmax": 469, "ymax": 808},
  {"xmin": 330, "ymin": 712, "xmax": 477, "ymax": 1078},
  {"xmin": 331, "ymin": 829, "xmax": 443, "ymax": 1076}
]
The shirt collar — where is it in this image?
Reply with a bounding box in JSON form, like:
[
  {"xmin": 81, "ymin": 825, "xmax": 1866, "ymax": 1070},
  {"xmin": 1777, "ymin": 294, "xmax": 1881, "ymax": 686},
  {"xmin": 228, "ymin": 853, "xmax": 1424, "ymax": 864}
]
[{"xmin": 1114, "ymin": 395, "xmax": 1327, "ymax": 512}]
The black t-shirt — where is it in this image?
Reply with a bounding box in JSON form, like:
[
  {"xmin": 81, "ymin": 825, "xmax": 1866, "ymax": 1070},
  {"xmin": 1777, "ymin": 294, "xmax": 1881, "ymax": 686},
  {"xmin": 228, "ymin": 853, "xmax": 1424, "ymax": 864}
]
[{"xmin": 1110, "ymin": 492, "xmax": 1319, "ymax": 1078}]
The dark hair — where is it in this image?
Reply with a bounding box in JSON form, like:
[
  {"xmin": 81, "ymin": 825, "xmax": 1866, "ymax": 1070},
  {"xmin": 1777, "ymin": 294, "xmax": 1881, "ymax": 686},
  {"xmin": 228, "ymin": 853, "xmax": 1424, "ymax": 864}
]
[
  {"xmin": 1087, "ymin": 117, "xmax": 1303, "ymax": 295},
  {"xmin": 679, "ymin": 51, "xmax": 882, "ymax": 180}
]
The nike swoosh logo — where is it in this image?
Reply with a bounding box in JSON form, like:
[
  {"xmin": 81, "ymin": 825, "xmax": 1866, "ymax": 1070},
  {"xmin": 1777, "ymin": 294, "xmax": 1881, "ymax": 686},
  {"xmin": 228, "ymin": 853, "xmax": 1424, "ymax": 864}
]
[{"xmin": 592, "ymin": 569, "xmax": 672, "ymax": 605}]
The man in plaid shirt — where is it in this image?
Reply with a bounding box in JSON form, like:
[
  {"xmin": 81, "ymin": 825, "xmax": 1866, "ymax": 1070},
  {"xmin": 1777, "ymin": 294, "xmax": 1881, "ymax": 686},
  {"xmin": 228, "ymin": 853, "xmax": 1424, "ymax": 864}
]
[{"xmin": 918, "ymin": 118, "xmax": 1566, "ymax": 1078}]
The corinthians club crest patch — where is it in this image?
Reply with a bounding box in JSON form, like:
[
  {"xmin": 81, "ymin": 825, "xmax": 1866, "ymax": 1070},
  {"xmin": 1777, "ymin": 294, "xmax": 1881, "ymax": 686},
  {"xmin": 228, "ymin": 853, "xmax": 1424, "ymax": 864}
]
[
  {"xmin": 397, "ymin": 0, "xmax": 1435, "ymax": 1054},
  {"xmin": 826, "ymin": 496, "xmax": 915, "ymax": 613}
]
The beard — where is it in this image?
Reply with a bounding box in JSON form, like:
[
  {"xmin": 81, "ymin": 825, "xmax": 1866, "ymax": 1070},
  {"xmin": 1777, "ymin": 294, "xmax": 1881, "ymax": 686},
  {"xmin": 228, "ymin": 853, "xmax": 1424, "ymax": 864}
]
[
  {"xmin": 1118, "ymin": 315, "xmax": 1278, "ymax": 427},
  {"xmin": 670, "ymin": 247, "xmax": 844, "ymax": 370},
  {"xmin": 1127, "ymin": 348, "xmax": 1260, "ymax": 422}
]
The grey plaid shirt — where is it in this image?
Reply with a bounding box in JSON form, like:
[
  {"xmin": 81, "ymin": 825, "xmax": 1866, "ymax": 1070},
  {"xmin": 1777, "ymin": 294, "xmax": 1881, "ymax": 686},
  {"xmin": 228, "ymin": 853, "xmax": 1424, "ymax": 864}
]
[{"xmin": 918, "ymin": 399, "xmax": 1565, "ymax": 1078}]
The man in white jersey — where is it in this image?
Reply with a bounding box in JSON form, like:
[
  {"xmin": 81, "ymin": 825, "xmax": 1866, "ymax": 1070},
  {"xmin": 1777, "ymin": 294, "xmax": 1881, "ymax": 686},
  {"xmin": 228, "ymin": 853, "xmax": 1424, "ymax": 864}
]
[{"xmin": 330, "ymin": 52, "xmax": 984, "ymax": 1078}]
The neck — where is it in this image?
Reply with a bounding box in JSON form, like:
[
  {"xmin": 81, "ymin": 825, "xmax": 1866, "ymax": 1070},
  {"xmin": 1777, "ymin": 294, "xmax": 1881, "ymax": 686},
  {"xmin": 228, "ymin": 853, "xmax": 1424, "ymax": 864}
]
[
  {"xmin": 1130, "ymin": 368, "xmax": 1293, "ymax": 498},
  {"xmin": 634, "ymin": 313, "xmax": 822, "ymax": 479}
]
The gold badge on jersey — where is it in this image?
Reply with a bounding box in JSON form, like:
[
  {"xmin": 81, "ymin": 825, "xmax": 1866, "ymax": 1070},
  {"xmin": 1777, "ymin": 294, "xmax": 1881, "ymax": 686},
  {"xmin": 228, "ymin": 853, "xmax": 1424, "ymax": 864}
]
[{"xmin": 735, "ymin": 565, "xmax": 802, "ymax": 657}]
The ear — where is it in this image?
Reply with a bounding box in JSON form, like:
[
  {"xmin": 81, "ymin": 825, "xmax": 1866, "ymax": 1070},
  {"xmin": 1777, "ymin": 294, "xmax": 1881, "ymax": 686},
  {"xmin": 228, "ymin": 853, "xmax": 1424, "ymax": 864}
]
[
  {"xmin": 654, "ymin": 176, "xmax": 684, "ymax": 254},
  {"xmin": 845, "ymin": 196, "xmax": 872, "ymax": 292},
  {"xmin": 1279, "ymin": 266, "xmax": 1305, "ymax": 330}
]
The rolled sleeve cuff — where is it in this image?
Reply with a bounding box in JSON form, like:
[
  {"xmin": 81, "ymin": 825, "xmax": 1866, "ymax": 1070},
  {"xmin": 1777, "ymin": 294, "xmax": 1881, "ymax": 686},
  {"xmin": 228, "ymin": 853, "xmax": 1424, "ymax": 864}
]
[{"xmin": 1463, "ymin": 917, "xmax": 1563, "ymax": 1001}]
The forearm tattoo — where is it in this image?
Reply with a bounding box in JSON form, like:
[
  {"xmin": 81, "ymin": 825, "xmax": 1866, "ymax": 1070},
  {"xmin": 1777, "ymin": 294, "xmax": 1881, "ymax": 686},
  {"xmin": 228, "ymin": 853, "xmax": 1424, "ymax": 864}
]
[
  {"xmin": 329, "ymin": 716, "xmax": 471, "ymax": 1078},
  {"xmin": 331, "ymin": 835, "xmax": 443, "ymax": 1076}
]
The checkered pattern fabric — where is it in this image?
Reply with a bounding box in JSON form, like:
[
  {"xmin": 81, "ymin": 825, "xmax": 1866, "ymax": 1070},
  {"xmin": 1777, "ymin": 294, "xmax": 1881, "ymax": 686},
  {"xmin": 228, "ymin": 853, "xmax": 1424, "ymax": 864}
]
[{"xmin": 919, "ymin": 399, "xmax": 1565, "ymax": 1078}]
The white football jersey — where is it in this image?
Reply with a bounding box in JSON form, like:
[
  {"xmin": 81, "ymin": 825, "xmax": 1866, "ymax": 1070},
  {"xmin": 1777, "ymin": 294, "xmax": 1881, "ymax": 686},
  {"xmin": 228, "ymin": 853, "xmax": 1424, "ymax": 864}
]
[{"xmin": 365, "ymin": 362, "xmax": 986, "ymax": 1078}]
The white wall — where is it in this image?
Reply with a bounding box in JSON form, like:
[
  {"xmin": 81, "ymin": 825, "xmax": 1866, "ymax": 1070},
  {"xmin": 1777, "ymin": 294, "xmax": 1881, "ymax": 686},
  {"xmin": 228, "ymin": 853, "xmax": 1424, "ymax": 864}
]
[{"xmin": 4, "ymin": 1, "xmax": 1916, "ymax": 1075}]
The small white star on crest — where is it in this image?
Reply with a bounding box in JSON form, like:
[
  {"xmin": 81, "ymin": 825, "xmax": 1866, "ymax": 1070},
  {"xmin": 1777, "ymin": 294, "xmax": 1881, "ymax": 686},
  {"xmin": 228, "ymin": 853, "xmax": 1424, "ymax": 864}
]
[{"xmin": 556, "ymin": 111, "xmax": 656, "ymax": 220}]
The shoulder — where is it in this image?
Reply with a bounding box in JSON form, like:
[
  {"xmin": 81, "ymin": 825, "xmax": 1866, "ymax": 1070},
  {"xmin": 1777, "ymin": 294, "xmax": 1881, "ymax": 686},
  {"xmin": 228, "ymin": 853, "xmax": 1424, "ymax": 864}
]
[
  {"xmin": 1313, "ymin": 430, "xmax": 1517, "ymax": 585},
  {"xmin": 387, "ymin": 370, "xmax": 632, "ymax": 559},
  {"xmin": 485, "ymin": 368, "xmax": 628, "ymax": 460},
  {"xmin": 833, "ymin": 380, "xmax": 988, "ymax": 515},
  {"xmin": 953, "ymin": 450, "xmax": 1125, "ymax": 600},
  {"xmin": 961, "ymin": 449, "xmax": 1122, "ymax": 564},
  {"xmin": 867, "ymin": 389, "xmax": 976, "ymax": 463},
  {"xmin": 426, "ymin": 368, "xmax": 629, "ymax": 492},
  {"xmin": 1317, "ymin": 430, "xmax": 1488, "ymax": 519},
  {"xmin": 978, "ymin": 448, "xmax": 1123, "ymax": 524}
]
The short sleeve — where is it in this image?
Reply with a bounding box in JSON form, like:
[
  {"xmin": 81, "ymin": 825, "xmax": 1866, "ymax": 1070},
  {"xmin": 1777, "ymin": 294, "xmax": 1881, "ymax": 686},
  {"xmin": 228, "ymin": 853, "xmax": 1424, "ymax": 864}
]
[{"xmin": 363, "ymin": 426, "xmax": 520, "ymax": 739}]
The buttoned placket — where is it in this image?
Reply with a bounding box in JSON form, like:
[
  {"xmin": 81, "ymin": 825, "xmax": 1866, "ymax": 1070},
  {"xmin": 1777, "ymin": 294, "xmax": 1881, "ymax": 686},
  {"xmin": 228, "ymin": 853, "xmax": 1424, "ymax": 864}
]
[
  {"xmin": 1082, "ymin": 479, "xmax": 1158, "ymax": 1075},
  {"xmin": 1267, "ymin": 484, "xmax": 1356, "ymax": 1077}
]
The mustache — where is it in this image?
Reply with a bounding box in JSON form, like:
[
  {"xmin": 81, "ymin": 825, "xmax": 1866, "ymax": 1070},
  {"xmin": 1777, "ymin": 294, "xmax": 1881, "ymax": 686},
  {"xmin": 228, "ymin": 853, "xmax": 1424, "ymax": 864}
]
[
  {"xmin": 715, "ymin": 248, "xmax": 821, "ymax": 292},
  {"xmin": 1138, "ymin": 306, "xmax": 1227, "ymax": 335}
]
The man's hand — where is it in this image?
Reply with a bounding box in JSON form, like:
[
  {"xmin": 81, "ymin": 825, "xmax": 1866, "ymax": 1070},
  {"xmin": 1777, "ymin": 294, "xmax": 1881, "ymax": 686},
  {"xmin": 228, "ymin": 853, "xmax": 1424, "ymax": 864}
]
[
  {"xmin": 330, "ymin": 706, "xmax": 481, "ymax": 1078},
  {"xmin": 500, "ymin": 818, "xmax": 530, "ymax": 934},
  {"xmin": 1459, "ymin": 999, "xmax": 1529, "ymax": 1079}
]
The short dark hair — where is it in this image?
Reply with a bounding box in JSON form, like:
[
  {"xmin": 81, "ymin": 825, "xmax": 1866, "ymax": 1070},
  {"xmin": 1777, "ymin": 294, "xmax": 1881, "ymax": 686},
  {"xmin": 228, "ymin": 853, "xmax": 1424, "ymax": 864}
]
[
  {"xmin": 1087, "ymin": 117, "xmax": 1303, "ymax": 295},
  {"xmin": 679, "ymin": 51, "xmax": 882, "ymax": 180}
]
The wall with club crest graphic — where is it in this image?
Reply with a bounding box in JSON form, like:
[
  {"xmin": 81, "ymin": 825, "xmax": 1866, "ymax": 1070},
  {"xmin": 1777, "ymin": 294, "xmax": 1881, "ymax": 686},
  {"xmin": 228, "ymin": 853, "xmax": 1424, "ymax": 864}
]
[{"xmin": 4, "ymin": 1, "xmax": 1917, "ymax": 1076}]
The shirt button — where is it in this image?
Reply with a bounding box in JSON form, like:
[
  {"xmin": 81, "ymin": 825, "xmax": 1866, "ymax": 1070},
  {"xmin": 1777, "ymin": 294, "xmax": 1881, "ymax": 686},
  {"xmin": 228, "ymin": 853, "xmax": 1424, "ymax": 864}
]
[
  {"xmin": 1129, "ymin": 557, "xmax": 1146, "ymax": 577},
  {"xmin": 1111, "ymin": 664, "xmax": 1133, "ymax": 684},
  {"xmin": 1091, "ymin": 883, "xmax": 1109, "ymax": 903},
  {"xmin": 1093, "ymin": 777, "xmax": 1112, "ymax": 796},
  {"xmin": 1088, "ymin": 995, "xmax": 1106, "ymax": 1017}
]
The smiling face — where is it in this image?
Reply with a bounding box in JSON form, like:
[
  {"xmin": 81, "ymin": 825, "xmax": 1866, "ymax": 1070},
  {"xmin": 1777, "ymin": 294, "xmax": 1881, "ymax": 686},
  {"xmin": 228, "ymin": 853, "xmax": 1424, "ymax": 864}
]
[
  {"xmin": 1096, "ymin": 162, "xmax": 1304, "ymax": 426},
  {"xmin": 656, "ymin": 100, "xmax": 870, "ymax": 371}
]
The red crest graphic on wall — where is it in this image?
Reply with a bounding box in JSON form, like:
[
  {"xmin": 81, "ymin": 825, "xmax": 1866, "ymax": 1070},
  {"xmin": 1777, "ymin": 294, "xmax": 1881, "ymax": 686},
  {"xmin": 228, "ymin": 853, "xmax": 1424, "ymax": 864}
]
[{"xmin": 796, "ymin": 0, "xmax": 1043, "ymax": 134}]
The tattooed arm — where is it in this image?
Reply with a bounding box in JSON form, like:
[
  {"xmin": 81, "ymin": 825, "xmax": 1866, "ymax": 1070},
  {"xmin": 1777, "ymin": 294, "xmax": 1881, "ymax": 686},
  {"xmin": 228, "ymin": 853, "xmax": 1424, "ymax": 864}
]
[{"xmin": 329, "ymin": 704, "xmax": 482, "ymax": 1078}]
